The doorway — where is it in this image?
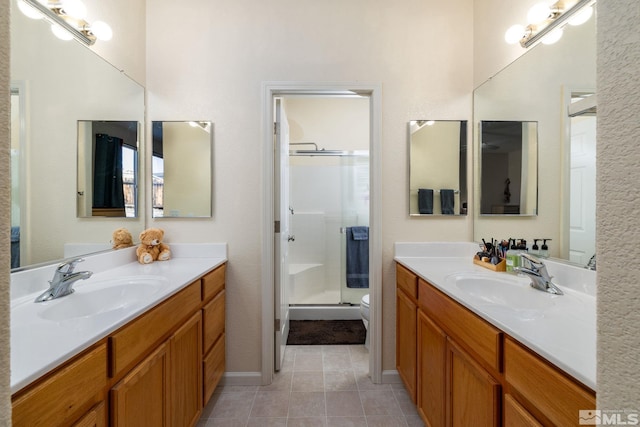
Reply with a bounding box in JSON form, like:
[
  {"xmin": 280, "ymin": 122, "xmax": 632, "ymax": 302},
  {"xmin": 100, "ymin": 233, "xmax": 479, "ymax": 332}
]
[{"xmin": 261, "ymin": 83, "xmax": 382, "ymax": 385}]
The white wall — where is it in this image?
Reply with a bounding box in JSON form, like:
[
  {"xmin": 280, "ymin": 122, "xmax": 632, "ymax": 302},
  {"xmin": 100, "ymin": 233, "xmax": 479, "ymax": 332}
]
[
  {"xmin": 146, "ymin": 0, "xmax": 474, "ymax": 374},
  {"xmin": 596, "ymin": 0, "xmax": 640, "ymax": 411}
]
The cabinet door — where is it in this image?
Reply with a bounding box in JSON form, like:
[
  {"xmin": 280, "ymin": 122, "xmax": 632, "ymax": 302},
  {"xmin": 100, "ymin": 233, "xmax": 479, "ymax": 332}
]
[
  {"xmin": 504, "ymin": 394, "xmax": 542, "ymax": 427},
  {"xmin": 171, "ymin": 312, "xmax": 203, "ymax": 427},
  {"xmin": 447, "ymin": 339, "xmax": 500, "ymax": 427},
  {"xmin": 72, "ymin": 401, "xmax": 106, "ymax": 427},
  {"xmin": 396, "ymin": 289, "xmax": 417, "ymax": 402},
  {"xmin": 111, "ymin": 342, "xmax": 170, "ymax": 427},
  {"xmin": 417, "ymin": 311, "xmax": 446, "ymax": 427}
]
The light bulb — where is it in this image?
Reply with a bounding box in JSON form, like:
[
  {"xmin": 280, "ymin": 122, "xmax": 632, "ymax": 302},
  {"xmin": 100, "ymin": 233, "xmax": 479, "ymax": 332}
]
[
  {"xmin": 17, "ymin": 0, "xmax": 43, "ymax": 19},
  {"xmin": 568, "ymin": 6, "xmax": 593, "ymax": 26},
  {"xmin": 90, "ymin": 21, "xmax": 112, "ymax": 41},
  {"xmin": 60, "ymin": 0, "xmax": 86, "ymax": 20},
  {"xmin": 50, "ymin": 23, "xmax": 73, "ymax": 40},
  {"xmin": 505, "ymin": 24, "xmax": 526, "ymax": 44},
  {"xmin": 527, "ymin": 2, "xmax": 552, "ymax": 24},
  {"xmin": 541, "ymin": 27, "xmax": 563, "ymax": 45}
]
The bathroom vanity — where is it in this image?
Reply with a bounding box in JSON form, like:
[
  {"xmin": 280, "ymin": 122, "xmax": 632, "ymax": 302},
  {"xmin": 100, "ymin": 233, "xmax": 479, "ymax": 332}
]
[
  {"xmin": 10, "ymin": 245, "xmax": 226, "ymax": 427},
  {"xmin": 395, "ymin": 243, "xmax": 596, "ymax": 426}
]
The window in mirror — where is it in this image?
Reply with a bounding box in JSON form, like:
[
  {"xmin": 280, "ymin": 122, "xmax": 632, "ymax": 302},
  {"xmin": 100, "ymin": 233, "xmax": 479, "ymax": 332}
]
[
  {"xmin": 152, "ymin": 121, "xmax": 213, "ymax": 218},
  {"xmin": 480, "ymin": 120, "xmax": 538, "ymax": 216},
  {"xmin": 77, "ymin": 121, "xmax": 139, "ymax": 218},
  {"xmin": 409, "ymin": 120, "xmax": 468, "ymax": 216}
]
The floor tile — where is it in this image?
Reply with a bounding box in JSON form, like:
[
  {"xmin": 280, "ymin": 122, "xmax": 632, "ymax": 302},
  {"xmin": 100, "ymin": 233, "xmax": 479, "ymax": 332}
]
[
  {"xmin": 286, "ymin": 417, "xmax": 328, "ymax": 427},
  {"xmin": 359, "ymin": 389, "xmax": 404, "ymax": 416},
  {"xmin": 326, "ymin": 417, "xmax": 368, "ymax": 427},
  {"xmin": 365, "ymin": 415, "xmax": 410, "ymax": 426},
  {"xmin": 203, "ymin": 391, "xmax": 256, "ymax": 419},
  {"xmin": 288, "ymin": 391, "xmax": 326, "ymax": 417},
  {"xmin": 325, "ymin": 391, "xmax": 364, "ymax": 417},
  {"xmin": 292, "ymin": 371, "xmax": 325, "ymax": 391},
  {"xmin": 324, "ymin": 370, "xmax": 358, "ymax": 391},
  {"xmin": 250, "ymin": 391, "xmax": 290, "ymax": 418},
  {"xmin": 246, "ymin": 417, "xmax": 287, "ymax": 426}
]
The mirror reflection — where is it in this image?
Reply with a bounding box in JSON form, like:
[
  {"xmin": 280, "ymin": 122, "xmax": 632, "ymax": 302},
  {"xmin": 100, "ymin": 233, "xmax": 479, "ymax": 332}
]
[
  {"xmin": 409, "ymin": 120, "xmax": 468, "ymax": 216},
  {"xmin": 473, "ymin": 8, "xmax": 595, "ymax": 262},
  {"xmin": 10, "ymin": 3, "xmax": 145, "ymax": 269},
  {"xmin": 480, "ymin": 120, "xmax": 538, "ymax": 215},
  {"xmin": 152, "ymin": 121, "xmax": 213, "ymax": 218},
  {"xmin": 77, "ymin": 121, "xmax": 139, "ymax": 218}
]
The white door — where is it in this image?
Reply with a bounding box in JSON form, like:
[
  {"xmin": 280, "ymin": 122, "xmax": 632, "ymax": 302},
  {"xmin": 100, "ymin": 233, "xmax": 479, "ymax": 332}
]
[
  {"xmin": 569, "ymin": 115, "xmax": 596, "ymax": 265},
  {"xmin": 274, "ymin": 98, "xmax": 291, "ymax": 371}
]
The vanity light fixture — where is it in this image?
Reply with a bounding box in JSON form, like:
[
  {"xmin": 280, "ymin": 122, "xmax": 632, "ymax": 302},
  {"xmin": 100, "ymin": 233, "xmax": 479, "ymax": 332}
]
[
  {"xmin": 505, "ymin": 0, "xmax": 595, "ymax": 48},
  {"xmin": 17, "ymin": 0, "xmax": 112, "ymax": 46}
]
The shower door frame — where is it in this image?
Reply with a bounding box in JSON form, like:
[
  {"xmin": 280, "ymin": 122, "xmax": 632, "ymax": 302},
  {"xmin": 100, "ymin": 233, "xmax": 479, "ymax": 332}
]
[{"xmin": 260, "ymin": 82, "xmax": 383, "ymax": 386}]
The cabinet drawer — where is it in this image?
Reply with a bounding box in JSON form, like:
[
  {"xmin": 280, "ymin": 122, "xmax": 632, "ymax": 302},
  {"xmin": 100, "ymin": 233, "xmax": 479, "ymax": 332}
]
[
  {"xmin": 109, "ymin": 282, "xmax": 200, "ymax": 378},
  {"xmin": 72, "ymin": 401, "xmax": 106, "ymax": 427},
  {"xmin": 12, "ymin": 343, "xmax": 107, "ymax": 427},
  {"xmin": 504, "ymin": 338, "xmax": 595, "ymax": 427},
  {"xmin": 203, "ymin": 333, "xmax": 225, "ymax": 405},
  {"xmin": 396, "ymin": 263, "xmax": 418, "ymax": 299},
  {"xmin": 203, "ymin": 289, "xmax": 225, "ymax": 354},
  {"xmin": 202, "ymin": 264, "xmax": 226, "ymax": 302},
  {"xmin": 419, "ymin": 279, "xmax": 502, "ymax": 373}
]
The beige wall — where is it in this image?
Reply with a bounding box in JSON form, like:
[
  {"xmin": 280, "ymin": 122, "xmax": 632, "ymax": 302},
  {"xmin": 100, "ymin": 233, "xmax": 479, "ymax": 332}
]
[
  {"xmin": 1, "ymin": 0, "xmax": 11, "ymax": 421},
  {"xmin": 146, "ymin": 0, "xmax": 475, "ymax": 374},
  {"xmin": 597, "ymin": 0, "xmax": 640, "ymax": 410}
]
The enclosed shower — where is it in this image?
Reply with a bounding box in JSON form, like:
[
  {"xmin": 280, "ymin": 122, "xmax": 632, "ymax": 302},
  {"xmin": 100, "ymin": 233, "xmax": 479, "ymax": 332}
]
[
  {"xmin": 283, "ymin": 96, "xmax": 370, "ymax": 321},
  {"xmin": 288, "ymin": 147, "xmax": 369, "ymax": 304}
]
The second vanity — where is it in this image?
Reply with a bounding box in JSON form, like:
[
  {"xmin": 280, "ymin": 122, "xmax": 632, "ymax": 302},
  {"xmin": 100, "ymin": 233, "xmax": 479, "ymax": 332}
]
[
  {"xmin": 395, "ymin": 242, "xmax": 596, "ymax": 427},
  {"xmin": 10, "ymin": 244, "xmax": 227, "ymax": 427}
]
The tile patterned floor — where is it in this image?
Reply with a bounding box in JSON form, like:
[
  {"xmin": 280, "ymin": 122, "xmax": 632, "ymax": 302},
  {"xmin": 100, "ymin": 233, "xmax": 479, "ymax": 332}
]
[{"xmin": 197, "ymin": 345, "xmax": 425, "ymax": 426}]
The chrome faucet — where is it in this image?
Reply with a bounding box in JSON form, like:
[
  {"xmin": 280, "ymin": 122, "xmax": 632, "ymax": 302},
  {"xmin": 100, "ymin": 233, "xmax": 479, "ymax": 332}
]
[
  {"xmin": 34, "ymin": 258, "xmax": 93, "ymax": 302},
  {"xmin": 585, "ymin": 254, "xmax": 596, "ymax": 271},
  {"xmin": 514, "ymin": 253, "xmax": 563, "ymax": 295}
]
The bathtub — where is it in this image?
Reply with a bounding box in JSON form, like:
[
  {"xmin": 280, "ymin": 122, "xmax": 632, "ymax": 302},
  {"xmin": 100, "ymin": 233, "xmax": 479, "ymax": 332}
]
[{"xmin": 288, "ymin": 263, "xmax": 361, "ymax": 320}]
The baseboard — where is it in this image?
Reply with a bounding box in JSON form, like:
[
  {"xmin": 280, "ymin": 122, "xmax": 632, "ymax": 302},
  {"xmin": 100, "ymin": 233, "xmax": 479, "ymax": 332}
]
[
  {"xmin": 220, "ymin": 372, "xmax": 263, "ymax": 386},
  {"xmin": 382, "ymin": 370, "xmax": 402, "ymax": 384}
]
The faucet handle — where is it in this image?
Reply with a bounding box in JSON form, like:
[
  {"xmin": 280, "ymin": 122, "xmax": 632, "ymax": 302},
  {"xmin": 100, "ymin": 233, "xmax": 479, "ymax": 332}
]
[
  {"xmin": 519, "ymin": 252, "xmax": 544, "ymax": 270},
  {"xmin": 56, "ymin": 257, "xmax": 85, "ymax": 274}
]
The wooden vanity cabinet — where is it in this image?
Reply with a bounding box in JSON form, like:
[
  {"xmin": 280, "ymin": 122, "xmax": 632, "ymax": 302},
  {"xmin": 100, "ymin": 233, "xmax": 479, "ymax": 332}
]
[
  {"xmin": 201, "ymin": 264, "xmax": 226, "ymax": 406},
  {"xmin": 396, "ymin": 262, "xmax": 596, "ymax": 427},
  {"xmin": 12, "ymin": 343, "xmax": 108, "ymax": 427},
  {"xmin": 12, "ymin": 262, "xmax": 227, "ymax": 427},
  {"xmin": 396, "ymin": 264, "xmax": 418, "ymax": 403},
  {"xmin": 416, "ymin": 277, "xmax": 502, "ymax": 427}
]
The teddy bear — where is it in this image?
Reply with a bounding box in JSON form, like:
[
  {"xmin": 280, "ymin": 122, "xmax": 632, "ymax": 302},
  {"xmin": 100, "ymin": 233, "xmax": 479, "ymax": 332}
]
[
  {"xmin": 136, "ymin": 227, "xmax": 171, "ymax": 264},
  {"xmin": 111, "ymin": 227, "xmax": 134, "ymax": 250}
]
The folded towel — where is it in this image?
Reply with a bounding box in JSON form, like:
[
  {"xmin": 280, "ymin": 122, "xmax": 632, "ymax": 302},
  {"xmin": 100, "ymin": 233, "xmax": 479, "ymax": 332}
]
[
  {"xmin": 346, "ymin": 226, "xmax": 369, "ymax": 288},
  {"xmin": 351, "ymin": 226, "xmax": 368, "ymax": 241},
  {"xmin": 418, "ymin": 189, "xmax": 433, "ymax": 214},
  {"xmin": 440, "ymin": 189, "xmax": 455, "ymax": 215}
]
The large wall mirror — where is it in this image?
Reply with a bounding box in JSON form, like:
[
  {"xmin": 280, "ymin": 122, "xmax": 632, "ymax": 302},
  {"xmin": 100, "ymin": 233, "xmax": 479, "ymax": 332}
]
[
  {"xmin": 10, "ymin": 3, "xmax": 145, "ymax": 269},
  {"xmin": 473, "ymin": 5, "xmax": 596, "ymax": 264},
  {"xmin": 480, "ymin": 120, "xmax": 538, "ymax": 216},
  {"xmin": 151, "ymin": 121, "xmax": 213, "ymax": 218},
  {"xmin": 409, "ymin": 120, "xmax": 468, "ymax": 216},
  {"xmin": 77, "ymin": 121, "xmax": 140, "ymax": 218}
]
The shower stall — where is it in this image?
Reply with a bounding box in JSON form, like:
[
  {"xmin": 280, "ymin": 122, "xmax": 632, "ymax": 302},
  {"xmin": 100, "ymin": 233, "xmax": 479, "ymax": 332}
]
[{"xmin": 287, "ymin": 144, "xmax": 370, "ymax": 320}]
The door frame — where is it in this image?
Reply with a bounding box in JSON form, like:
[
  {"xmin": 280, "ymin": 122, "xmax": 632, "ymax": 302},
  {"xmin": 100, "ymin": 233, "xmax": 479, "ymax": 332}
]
[{"xmin": 260, "ymin": 82, "xmax": 382, "ymax": 385}]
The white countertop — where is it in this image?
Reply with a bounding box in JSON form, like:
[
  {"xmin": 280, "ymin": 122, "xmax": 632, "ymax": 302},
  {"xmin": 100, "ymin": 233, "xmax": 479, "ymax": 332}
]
[
  {"xmin": 10, "ymin": 244, "xmax": 227, "ymax": 394},
  {"xmin": 395, "ymin": 242, "xmax": 596, "ymax": 390}
]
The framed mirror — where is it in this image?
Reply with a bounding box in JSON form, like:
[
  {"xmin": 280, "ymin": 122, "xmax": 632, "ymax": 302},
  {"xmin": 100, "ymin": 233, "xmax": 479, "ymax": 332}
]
[
  {"xmin": 10, "ymin": 3, "xmax": 145, "ymax": 269},
  {"xmin": 409, "ymin": 120, "xmax": 468, "ymax": 216},
  {"xmin": 479, "ymin": 120, "xmax": 538, "ymax": 216},
  {"xmin": 77, "ymin": 121, "xmax": 139, "ymax": 218},
  {"xmin": 151, "ymin": 121, "xmax": 213, "ymax": 218},
  {"xmin": 473, "ymin": 5, "xmax": 596, "ymax": 263}
]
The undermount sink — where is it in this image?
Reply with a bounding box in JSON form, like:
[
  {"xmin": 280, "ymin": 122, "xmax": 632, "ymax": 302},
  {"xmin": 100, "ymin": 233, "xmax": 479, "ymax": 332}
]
[
  {"xmin": 445, "ymin": 272, "xmax": 559, "ymax": 320},
  {"xmin": 37, "ymin": 276, "xmax": 170, "ymax": 322}
]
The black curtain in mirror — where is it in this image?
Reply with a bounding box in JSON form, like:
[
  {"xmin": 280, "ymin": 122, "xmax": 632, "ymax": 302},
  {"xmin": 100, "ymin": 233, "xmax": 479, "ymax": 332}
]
[{"xmin": 93, "ymin": 133, "xmax": 125, "ymax": 209}]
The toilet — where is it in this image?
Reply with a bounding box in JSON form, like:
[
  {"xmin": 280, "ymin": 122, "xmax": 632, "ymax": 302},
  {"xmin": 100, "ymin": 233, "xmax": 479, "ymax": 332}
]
[{"xmin": 360, "ymin": 294, "xmax": 370, "ymax": 349}]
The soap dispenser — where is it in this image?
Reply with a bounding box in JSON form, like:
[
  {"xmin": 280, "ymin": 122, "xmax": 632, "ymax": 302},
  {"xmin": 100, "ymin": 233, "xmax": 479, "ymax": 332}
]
[
  {"xmin": 531, "ymin": 239, "xmax": 540, "ymax": 256},
  {"xmin": 540, "ymin": 239, "xmax": 551, "ymax": 258},
  {"xmin": 506, "ymin": 238, "xmax": 519, "ymax": 272}
]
